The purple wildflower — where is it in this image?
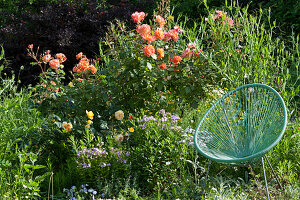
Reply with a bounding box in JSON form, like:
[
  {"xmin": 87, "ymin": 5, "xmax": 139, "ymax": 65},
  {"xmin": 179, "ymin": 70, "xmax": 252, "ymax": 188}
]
[{"xmin": 159, "ymin": 109, "xmax": 166, "ymax": 115}]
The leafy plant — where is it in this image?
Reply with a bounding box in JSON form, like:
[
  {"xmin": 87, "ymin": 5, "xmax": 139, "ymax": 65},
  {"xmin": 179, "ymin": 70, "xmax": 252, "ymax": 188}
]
[{"xmin": 0, "ymin": 142, "xmax": 49, "ymax": 199}]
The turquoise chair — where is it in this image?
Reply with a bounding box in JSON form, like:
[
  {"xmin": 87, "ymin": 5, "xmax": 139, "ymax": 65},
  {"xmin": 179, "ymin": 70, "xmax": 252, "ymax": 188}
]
[{"xmin": 194, "ymin": 84, "xmax": 287, "ymax": 199}]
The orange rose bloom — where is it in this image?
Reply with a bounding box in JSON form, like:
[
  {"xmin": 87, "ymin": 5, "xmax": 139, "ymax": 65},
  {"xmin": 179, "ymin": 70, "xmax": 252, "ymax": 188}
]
[
  {"xmin": 168, "ymin": 29, "xmax": 179, "ymax": 41},
  {"xmin": 42, "ymin": 54, "xmax": 51, "ymax": 63},
  {"xmin": 131, "ymin": 11, "xmax": 146, "ymax": 23},
  {"xmin": 143, "ymin": 45, "xmax": 155, "ymax": 57},
  {"xmin": 171, "ymin": 56, "xmax": 182, "ymax": 65},
  {"xmin": 49, "ymin": 59, "xmax": 60, "ymax": 69},
  {"xmin": 159, "ymin": 63, "xmax": 167, "ymax": 69},
  {"xmin": 142, "ymin": 34, "xmax": 156, "ymax": 44},
  {"xmin": 154, "ymin": 29, "xmax": 164, "ymax": 40},
  {"xmin": 89, "ymin": 65, "xmax": 97, "ymax": 74},
  {"xmin": 154, "ymin": 15, "xmax": 165, "ymax": 27},
  {"xmin": 55, "ymin": 53, "xmax": 67, "ymax": 63},
  {"xmin": 78, "ymin": 58, "xmax": 90, "ymax": 71},
  {"xmin": 73, "ymin": 65, "xmax": 80, "ymax": 73},
  {"xmin": 76, "ymin": 52, "xmax": 84, "ymax": 60},
  {"xmin": 157, "ymin": 48, "xmax": 164, "ymax": 59},
  {"xmin": 137, "ymin": 24, "xmax": 151, "ymax": 36}
]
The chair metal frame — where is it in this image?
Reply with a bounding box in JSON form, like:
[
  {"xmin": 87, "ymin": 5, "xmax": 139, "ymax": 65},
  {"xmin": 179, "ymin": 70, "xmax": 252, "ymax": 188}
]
[{"xmin": 194, "ymin": 84, "xmax": 287, "ymax": 199}]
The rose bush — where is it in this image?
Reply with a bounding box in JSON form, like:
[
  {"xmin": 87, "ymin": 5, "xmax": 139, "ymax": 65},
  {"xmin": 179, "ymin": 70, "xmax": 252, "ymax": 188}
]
[{"xmin": 99, "ymin": 11, "xmax": 221, "ymax": 112}]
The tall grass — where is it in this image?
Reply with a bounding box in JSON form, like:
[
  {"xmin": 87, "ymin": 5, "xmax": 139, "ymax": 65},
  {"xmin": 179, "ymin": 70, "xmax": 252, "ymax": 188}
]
[
  {"xmin": 0, "ymin": 76, "xmax": 43, "ymax": 146},
  {"xmin": 180, "ymin": 5, "xmax": 300, "ymax": 116}
]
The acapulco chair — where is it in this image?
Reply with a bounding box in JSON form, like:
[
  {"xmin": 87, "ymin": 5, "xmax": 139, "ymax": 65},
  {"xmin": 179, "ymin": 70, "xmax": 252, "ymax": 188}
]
[{"xmin": 194, "ymin": 84, "xmax": 287, "ymax": 200}]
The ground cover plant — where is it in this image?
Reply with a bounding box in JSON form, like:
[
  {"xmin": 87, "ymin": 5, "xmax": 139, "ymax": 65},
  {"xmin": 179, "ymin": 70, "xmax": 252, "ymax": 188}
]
[{"xmin": 0, "ymin": 0, "xmax": 299, "ymax": 199}]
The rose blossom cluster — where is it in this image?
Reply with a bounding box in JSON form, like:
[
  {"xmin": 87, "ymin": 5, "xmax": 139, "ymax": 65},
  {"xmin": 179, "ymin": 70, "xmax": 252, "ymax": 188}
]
[
  {"xmin": 73, "ymin": 52, "xmax": 97, "ymax": 74},
  {"xmin": 40, "ymin": 50, "xmax": 67, "ymax": 70},
  {"xmin": 131, "ymin": 11, "xmax": 186, "ymax": 70}
]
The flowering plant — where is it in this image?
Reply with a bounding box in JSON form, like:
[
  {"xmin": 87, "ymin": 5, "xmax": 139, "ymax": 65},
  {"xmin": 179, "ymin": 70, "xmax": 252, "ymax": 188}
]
[
  {"xmin": 70, "ymin": 129, "xmax": 131, "ymax": 184},
  {"xmin": 99, "ymin": 10, "xmax": 219, "ymax": 111},
  {"xmin": 27, "ymin": 45, "xmax": 67, "ymax": 105},
  {"xmin": 128, "ymin": 109, "xmax": 192, "ymax": 191}
]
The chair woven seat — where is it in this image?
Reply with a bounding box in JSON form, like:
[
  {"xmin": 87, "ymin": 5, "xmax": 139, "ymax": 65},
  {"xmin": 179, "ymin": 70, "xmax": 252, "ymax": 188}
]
[{"xmin": 194, "ymin": 84, "xmax": 287, "ymax": 166}]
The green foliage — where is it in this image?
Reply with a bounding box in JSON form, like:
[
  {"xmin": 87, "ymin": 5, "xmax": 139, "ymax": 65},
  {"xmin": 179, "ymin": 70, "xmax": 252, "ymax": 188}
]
[
  {"xmin": 270, "ymin": 119, "xmax": 300, "ymax": 186},
  {"xmin": 0, "ymin": 142, "xmax": 49, "ymax": 199},
  {"xmin": 0, "ymin": 77, "xmax": 43, "ymax": 148},
  {"xmin": 245, "ymin": 0, "xmax": 300, "ymax": 34}
]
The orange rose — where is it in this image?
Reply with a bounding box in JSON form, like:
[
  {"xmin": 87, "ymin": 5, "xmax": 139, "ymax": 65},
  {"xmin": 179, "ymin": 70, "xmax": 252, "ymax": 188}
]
[
  {"xmin": 89, "ymin": 65, "xmax": 97, "ymax": 74},
  {"xmin": 171, "ymin": 56, "xmax": 182, "ymax": 65},
  {"xmin": 159, "ymin": 63, "xmax": 167, "ymax": 69},
  {"xmin": 157, "ymin": 48, "xmax": 164, "ymax": 59},
  {"xmin": 49, "ymin": 59, "xmax": 60, "ymax": 69},
  {"xmin": 167, "ymin": 29, "xmax": 179, "ymax": 41},
  {"xmin": 154, "ymin": 29, "xmax": 164, "ymax": 40},
  {"xmin": 78, "ymin": 58, "xmax": 90, "ymax": 71},
  {"xmin": 76, "ymin": 52, "xmax": 84, "ymax": 60},
  {"xmin": 142, "ymin": 34, "xmax": 156, "ymax": 44},
  {"xmin": 137, "ymin": 24, "xmax": 151, "ymax": 36},
  {"xmin": 73, "ymin": 65, "xmax": 80, "ymax": 73},
  {"xmin": 131, "ymin": 11, "xmax": 146, "ymax": 23},
  {"xmin": 55, "ymin": 53, "xmax": 67, "ymax": 63},
  {"xmin": 42, "ymin": 54, "xmax": 51, "ymax": 63},
  {"xmin": 154, "ymin": 15, "xmax": 165, "ymax": 27},
  {"xmin": 143, "ymin": 45, "xmax": 155, "ymax": 57}
]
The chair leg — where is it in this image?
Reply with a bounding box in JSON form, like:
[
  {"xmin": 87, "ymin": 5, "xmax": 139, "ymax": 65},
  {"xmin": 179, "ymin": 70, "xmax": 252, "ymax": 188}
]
[
  {"xmin": 202, "ymin": 160, "xmax": 212, "ymax": 198},
  {"xmin": 264, "ymin": 155, "xmax": 283, "ymax": 189},
  {"xmin": 261, "ymin": 157, "xmax": 270, "ymax": 200}
]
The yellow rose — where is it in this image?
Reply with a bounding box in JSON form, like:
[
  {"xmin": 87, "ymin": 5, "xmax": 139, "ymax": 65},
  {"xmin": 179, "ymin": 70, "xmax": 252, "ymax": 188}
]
[
  {"xmin": 85, "ymin": 124, "xmax": 91, "ymax": 129},
  {"xmin": 128, "ymin": 127, "xmax": 134, "ymax": 133},
  {"xmin": 86, "ymin": 110, "xmax": 94, "ymax": 119},
  {"xmin": 115, "ymin": 110, "xmax": 124, "ymax": 120},
  {"xmin": 87, "ymin": 120, "xmax": 92, "ymax": 124}
]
